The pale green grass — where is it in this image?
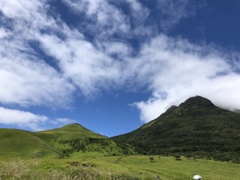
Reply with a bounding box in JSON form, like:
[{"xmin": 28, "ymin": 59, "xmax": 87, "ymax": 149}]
[
  {"xmin": 0, "ymin": 129, "xmax": 60, "ymax": 158},
  {"xmin": 69, "ymin": 155, "xmax": 240, "ymax": 180},
  {"xmin": 0, "ymin": 155, "xmax": 240, "ymax": 179},
  {"xmin": 111, "ymin": 155, "xmax": 240, "ymax": 179}
]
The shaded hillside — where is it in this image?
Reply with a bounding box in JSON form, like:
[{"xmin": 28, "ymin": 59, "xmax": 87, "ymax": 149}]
[
  {"xmin": 113, "ymin": 96, "xmax": 240, "ymax": 162},
  {"xmin": 0, "ymin": 123, "xmax": 136, "ymax": 158}
]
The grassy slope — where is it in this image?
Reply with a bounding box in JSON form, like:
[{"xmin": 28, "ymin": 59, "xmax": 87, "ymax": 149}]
[
  {"xmin": 0, "ymin": 124, "xmax": 106, "ymax": 158},
  {"xmin": 36, "ymin": 123, "xmax": 104, "ymax": 142},
  {"xmin": 35, "ymin": 123, "xmax": 105, "ymax": 150},
  {"xmin": 0, "ymin": 128, "xmax": 60, "ymax": 158},
  {"xmin": 35, "ymin": 123, "xmax": 127, "ymax": 156},
  {"xmin": 0, "ymin": 123, "xmax": 131, "ymax": 158}
]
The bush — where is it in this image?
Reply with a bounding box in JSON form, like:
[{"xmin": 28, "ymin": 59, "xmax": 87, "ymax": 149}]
[{"xmin": 149, "ymin": 156, "xmax": 154, "ymax": 162}]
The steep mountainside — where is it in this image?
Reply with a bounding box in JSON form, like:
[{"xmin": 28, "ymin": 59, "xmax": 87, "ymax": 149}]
[{"xmin": 113, "ymin": 96, "xmax": 240, "ymax": 162}]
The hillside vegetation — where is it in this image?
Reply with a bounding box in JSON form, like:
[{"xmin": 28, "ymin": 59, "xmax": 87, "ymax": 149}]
[
  {"xmin": 113, "ymin": 96, "xmax": 240, "ymax": 162},
  {"xmin": 0, "ymin": 123, "xmax": 136, "ymax": 158}
]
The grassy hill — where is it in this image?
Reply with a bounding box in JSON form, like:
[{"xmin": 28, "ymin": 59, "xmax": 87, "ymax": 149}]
[
  {"xmin": 35, "ymin": 123, "xmax": 105, "ymax": 149},
  {"xmin": 0, "ymin": 128, "xmax": 60, "ymax": 158},
  {"xmin": 0, "ymin": 123, "xmax": 136, "ymax": 158},
  {"xmin": 113, "ymin": 96, "xmax": 240, "ymax": 162}
]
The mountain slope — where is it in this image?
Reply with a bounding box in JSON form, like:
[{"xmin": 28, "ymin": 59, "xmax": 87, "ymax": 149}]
[
  {"xmin": 113, "ymin": 96, "xmax": 240, "ymax": 161},
  {"xmin": 0, "ymin": 123, "xmax": 136, "ymax": 158},
  {"xmin": 35, "ymin": 123, "xmax": 130, "ymax": 157},
  {"xmin": 0, "ymin": 129, "xmax": 61, "ymax": 158},
  {"xmin": 35, "ymin": 123, "xmax": 104, "ymax": 144}
]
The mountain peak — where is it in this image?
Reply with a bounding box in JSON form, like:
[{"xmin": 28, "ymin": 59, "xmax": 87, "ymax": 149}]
[
  {"xmin": 114, "ymin": 95, "xmax": 240, "ymax": 161},
  {"xmin": 161, "ymin": 96, "xmax": 216, "ymax": 118},
  {"xmin": 179, "ymin": 96, "xmax": 215, "ymax": 108}
]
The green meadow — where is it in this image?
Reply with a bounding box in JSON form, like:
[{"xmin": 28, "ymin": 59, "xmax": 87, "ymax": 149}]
[
  {"xmin": 0, "ymin": 155, "xmax": 240, "ymax": 179},
  {"xmin": 1, "ymin": 123, "xmax": 240, "ymax": 179}
]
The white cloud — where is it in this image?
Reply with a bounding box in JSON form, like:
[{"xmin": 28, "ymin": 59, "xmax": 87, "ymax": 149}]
[
  {"xmin": 0, "ymin": 0, "xmax": 55, "ymax": 32},
  {"xmin": 0, "ymin": 107, "xmax": 48, "ymax": 130},
  {"xmin": 0, "ymin": 107, "xmax": 79, "ymax": 131},
  {"xmin": 54, "ymin": 118, "xmax": 76, "ymax": 125},
  {"xmin": 0, "ymin": 28, "xmax": 10, "ymax": 38},
  {"xmin": 1, "ymin": 0, "xmax": 128, "ymax": 101},
  {"xmin": 0, "ymin": 0, "xmax": 40, "ymax": 19},
  {"xmin": 62, "ymin": 0, "xmax": 130, "ymax": 37},
  {"xmin": 0, "ymin": 0, "xmax": 75, "ymax": 107},
  {"xmin": 133, "ymin": 35, "xmax": 240, "ymax": 123},
  {"xmin": 38, "ymin": 33, "xmax": 123, "ymax": 97},
  {"xmin": 0, "ymin": 45, "xmax": 75, "ymax": 107},
  {"xmin": 124, "ymin": 0, "xmax": 143, "ymax": 12},
  {"xmin": 156, "ymin": 0, "xmax": 200, "ymax": 31}
]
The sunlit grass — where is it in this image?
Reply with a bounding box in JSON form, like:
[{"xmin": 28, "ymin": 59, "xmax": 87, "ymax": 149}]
[{"xmin": 1, "ymin": 155, "xmax": 239, "ymax": 180}]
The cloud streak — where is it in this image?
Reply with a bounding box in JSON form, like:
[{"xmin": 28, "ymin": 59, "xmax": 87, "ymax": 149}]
[{"xmin": 0, "ymin": 107, "xmax": 77, "ymax": 131}]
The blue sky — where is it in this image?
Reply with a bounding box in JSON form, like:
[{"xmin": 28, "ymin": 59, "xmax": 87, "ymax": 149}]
[{"xmin": 0, "ymin": 0, "xmax": 240, "ymax": 137}]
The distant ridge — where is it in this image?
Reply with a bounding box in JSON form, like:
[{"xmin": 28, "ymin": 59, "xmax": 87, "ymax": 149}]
[{"xmin": 113, "ymin": 96, "xmax": 240, "ymax": 162}]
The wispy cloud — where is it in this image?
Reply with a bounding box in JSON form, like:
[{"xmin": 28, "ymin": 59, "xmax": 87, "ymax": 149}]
[
  {"xmin": 0, "ymin": 0, "xmax": 75, "ymax": 107},
  {"xmin": 0, "ymin": 107, "xmax": 78, "ymax": 131},
  {"xmin": 0, "ymin": 52, "xmax": 74, "ymax": 107},
  {"xmin": 54, "ymin": 118, "xmax": 77, "ymax": 127},
  {"xmin": 38, "ymin": 33, "xmax": 123, "ymax": 97},
  {"xmin": 62, "ymin": 0, "xmax": 130, "ymax": 38},
  {"xmin": 155, "ymin": 0, "xmax": 201, "ymax": 31}
]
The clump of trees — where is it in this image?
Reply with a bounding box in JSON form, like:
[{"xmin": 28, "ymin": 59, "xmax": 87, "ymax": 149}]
[{"xmin": 58, "ymin": 137, "xmax": 136, "ymax": 157}]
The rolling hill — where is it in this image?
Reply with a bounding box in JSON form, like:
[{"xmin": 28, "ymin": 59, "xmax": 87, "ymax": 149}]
[
  {"xmin": 0, "ymin": 128, "xmax": 60, "ymax": 158},
  {"xmin": 0, "ymin": 123, "xmax": 136, "ymax": 158},
  {"xmin": 113, "ymin": 96, "xmax": 240, "ymax": 162}
]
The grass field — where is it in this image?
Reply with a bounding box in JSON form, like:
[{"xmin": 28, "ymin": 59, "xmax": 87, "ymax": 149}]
[
  {"xmin": 1, "ymin": 124, "xmax": 240, "ymax": 179},
  {"xmin": 0, "ymin": 155, "xmax": 240, "ymax": 180}
]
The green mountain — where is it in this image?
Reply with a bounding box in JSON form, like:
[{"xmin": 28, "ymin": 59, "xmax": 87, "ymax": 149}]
[
  {"xmin": 2, "ymin": 96, "xmax": 240, "ymax": 162},
  {"xmin": 113, "ymin": 96, "xmax": 240, "ymax": 162},
  {"xmin": 0, "ymin": 123, "xmax": 136, "ymax": 158}
]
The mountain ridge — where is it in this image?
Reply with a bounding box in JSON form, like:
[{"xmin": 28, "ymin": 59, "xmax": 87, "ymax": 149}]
[
  {"xmin": 1, "ymin": 95, "xmax": 240, "ymax": 162},
  {"xmin": 113, "ymin": 95, "xmax": 240, "ymax": 162}
]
